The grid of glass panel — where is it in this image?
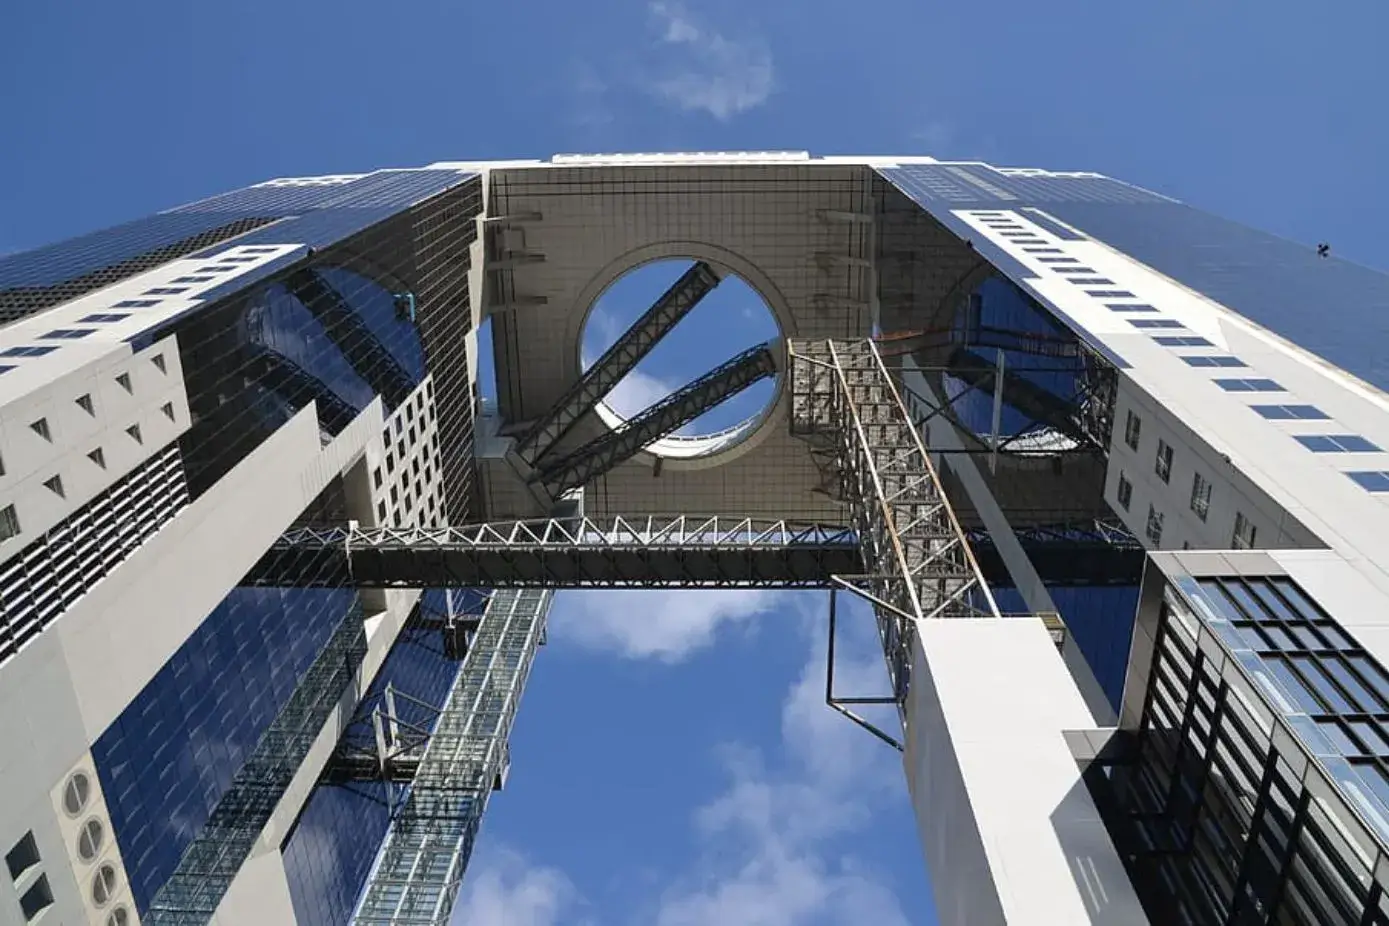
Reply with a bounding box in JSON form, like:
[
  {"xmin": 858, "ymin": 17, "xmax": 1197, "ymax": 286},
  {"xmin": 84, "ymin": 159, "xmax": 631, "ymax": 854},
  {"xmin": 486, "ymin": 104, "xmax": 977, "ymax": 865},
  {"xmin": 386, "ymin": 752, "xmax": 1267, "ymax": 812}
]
[{"xmin": 1100, "ymin": 577, "xmax": 1389, "ymax": 925}]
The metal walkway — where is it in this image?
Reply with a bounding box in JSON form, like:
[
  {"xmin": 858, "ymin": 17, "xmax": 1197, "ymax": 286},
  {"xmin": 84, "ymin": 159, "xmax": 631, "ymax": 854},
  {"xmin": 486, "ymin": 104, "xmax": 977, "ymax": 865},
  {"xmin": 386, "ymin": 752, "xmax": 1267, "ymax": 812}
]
[{"xmin": 248, "ymin": 516, "xmax": 862, "ymax": 589}]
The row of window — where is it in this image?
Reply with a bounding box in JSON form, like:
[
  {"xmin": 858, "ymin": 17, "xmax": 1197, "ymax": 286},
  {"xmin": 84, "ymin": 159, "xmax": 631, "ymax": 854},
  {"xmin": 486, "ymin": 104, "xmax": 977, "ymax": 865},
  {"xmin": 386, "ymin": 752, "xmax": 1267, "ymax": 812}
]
[{"xmin": 1118, "ymin": 408, "xmax": 1260, "ymax": 549}]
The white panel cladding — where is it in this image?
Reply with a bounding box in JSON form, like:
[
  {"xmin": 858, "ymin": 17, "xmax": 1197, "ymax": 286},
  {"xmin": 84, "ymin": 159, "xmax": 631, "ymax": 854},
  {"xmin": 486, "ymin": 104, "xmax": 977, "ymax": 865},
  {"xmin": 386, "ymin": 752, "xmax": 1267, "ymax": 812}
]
[
  {"xmin": 55, "ymin": 396, "xmax": 385, "ymax": 742},
  {"xmin": 371, "ymin": 377, "xmax": 447, "ymax": 531},
  {"xmin": 210, "ymin": 846, "xmax": 299, "ymax": 926},
  {"xmin": 46, "ymin": 757, "xmax": 140, "ymax": 926},
  {"xmin": 0, "ymin": 334, "xmax": 190, "ymax": 560},
  {"xmin": 906, "ymin": 619, "xmax": 1148, "ymax": 926}
]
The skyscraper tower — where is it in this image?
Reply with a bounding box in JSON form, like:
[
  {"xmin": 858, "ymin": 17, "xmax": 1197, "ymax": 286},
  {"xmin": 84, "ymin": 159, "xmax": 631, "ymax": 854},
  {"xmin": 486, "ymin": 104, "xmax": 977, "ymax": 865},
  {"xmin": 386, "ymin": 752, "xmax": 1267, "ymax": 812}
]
[{"xmin": 4, "ymin": 152, "xmax": 1389, "ymax": 926}]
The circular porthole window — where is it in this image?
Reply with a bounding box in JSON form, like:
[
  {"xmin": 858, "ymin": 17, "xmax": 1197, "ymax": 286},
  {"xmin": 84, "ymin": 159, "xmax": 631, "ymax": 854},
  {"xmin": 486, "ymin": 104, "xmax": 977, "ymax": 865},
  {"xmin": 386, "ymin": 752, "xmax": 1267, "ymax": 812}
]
[
  {"xmin": 106, "ymin": 905, "xmax": 131, "ymax": 926},
  {"xmin": 92, "ymin": 863, "xmax": 118, "ymax": 908},
  {"xmin": 63, "ymin": 771, "xmax": 92, "ymax": 817},
  {"xmin": 77, "ymin": 817, "xmax": 105, "ymax": 862}
]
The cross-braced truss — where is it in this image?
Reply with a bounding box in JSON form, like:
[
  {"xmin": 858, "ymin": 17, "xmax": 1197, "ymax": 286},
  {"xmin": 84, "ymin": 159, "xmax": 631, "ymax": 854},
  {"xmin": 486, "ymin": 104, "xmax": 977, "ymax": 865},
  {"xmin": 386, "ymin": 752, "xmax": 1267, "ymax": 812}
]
[
  {"xmin": 353, "ymin": 589, "xmax": 550, "ymax": 926},
  {"xmin": 513, "ymin": 260, "xmax": 722, "ymax": 466},
  {"xmin": 788, "ymin": 338, "xmax": 1000, "ymax": 706},
  {"xmin": 250, "ymin": 516, "xmax": 862, "ymax": 589},
  {"xmin": 531, "ymin": 341, "xmax": 778, "ymax": 497}
]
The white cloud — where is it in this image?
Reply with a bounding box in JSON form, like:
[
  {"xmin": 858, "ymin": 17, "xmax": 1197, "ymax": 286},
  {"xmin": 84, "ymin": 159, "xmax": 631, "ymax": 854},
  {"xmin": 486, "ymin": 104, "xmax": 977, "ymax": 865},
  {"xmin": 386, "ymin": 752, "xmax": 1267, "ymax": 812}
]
[
  {"xmin": 550, "ymin": 589, "xmax": 784, "ymax": 662},
  {"xmin": 450, "ymin": 848, "xmax": 581, "ymax": 926},
  {"xmin": 646, "ymin": 2, "xmax": 774, "ymax": 120}
]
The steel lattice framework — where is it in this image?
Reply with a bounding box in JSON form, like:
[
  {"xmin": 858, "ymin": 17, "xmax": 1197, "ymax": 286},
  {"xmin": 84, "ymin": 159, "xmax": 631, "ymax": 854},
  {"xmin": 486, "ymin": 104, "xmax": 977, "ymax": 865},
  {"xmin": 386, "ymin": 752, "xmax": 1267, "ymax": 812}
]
[
  {"xmin": 353, "ymin": 589, "xmax": 550, "ymax": 926},
  {"xmin": 513, "ymin": 260, "xmax": 722, "ymax": 466},
  {"xmin": 531, "ymin": 340, "xmax": 778, "ymax": 497},
  {"xmin": 250, "ymin": 516, "xmax": 862, "ymax": 589},
  {"xmin": 788, "ymin": 338, "xmax": 1000, "ymax": 703}
]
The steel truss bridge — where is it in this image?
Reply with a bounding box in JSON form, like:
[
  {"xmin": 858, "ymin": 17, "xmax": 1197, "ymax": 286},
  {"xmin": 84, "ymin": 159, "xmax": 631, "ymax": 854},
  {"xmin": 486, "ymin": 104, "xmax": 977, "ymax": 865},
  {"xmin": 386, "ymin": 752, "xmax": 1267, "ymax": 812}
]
[{"xmin": 222, "ymin": 339, "xmax": 1132, "ymax": 926}]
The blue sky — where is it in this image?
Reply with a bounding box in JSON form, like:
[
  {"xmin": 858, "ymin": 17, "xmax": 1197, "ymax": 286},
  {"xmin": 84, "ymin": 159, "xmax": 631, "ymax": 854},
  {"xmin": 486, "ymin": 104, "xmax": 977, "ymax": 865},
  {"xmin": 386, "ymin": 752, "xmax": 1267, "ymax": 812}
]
[{"xmin": 4, "ymin": 1, "xmax": 1389, "ymax": 924}]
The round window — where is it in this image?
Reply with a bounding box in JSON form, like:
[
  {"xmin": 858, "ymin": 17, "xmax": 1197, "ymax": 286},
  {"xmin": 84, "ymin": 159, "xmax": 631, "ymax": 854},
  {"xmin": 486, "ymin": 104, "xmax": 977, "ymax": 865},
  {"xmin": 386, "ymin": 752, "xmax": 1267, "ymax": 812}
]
[
  {"xmin": 92, "ymin": 863, "xmax": 118, "ymax": 908},
  {"xmin": 77, "ymin": 817, "xmax": 105, "ymax": 862},
  {"xmin": 63, "ymin": 772, "xmax": 92, "ymax": 817},
  {"xmin": 107, "ymin": 906, "xmax": 130, "ymax": 926}
]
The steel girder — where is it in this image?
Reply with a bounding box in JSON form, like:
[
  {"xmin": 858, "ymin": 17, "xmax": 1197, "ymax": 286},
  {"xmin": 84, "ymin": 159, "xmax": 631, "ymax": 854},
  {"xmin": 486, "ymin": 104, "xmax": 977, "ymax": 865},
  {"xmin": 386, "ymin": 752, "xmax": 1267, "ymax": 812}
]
[
  {"xmin": 353, "ymin": 589, "xmax": 550, "ymax": 926},
  {"xmin": 248, "ymin": 516, "xmax": 862, "ymax": 589},
  {"xmin": 513, "ymin": 261, "xmax": 722, "ymax": 466},
  {"xmin": 244, "ymin": 348, "xmax": 360, "ymax": 435},
  {"xmin": 946, "ymin": 347, "xmax": 1092, "ymax": 446},
  {"xmin": 788, "ymin": 338, "xmax": 999, "ymax": 705},
  {"xmin": 531, "ymin": 341, "xmax": 778, "ymax": 497},
  {"xmin": 283, "ymin": 268, "xmax": 418, "ymax": 408}
]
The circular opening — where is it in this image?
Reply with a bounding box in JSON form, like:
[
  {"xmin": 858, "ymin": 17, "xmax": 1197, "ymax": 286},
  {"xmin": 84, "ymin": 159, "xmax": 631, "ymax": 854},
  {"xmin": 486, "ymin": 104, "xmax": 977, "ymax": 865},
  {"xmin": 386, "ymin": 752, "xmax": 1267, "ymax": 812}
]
[
  {"xmin": 92, "ymin": 863, "xmax": 118, "ymax": 908},
  {"xmin": 107, "ymin": 906, "xmax": 130, "ymax": 926},
  {"xmin": 580, "ymin": 259, "xmax": 781, "ymax": 460},
  {"xmin": 63, "ymin": 772, "xmax": 92, "ymax": 817},
  {"xmin": 77, "ymin": 817, "xmax": 105, "ymax": 863}
]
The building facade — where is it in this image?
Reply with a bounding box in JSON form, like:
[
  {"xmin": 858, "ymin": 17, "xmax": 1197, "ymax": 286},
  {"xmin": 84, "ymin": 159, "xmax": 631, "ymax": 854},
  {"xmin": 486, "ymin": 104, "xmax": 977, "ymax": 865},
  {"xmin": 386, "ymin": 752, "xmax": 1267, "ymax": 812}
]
[{"xmin": 2, "ymin": 153, "xmax": 1389, "ymax": 925}]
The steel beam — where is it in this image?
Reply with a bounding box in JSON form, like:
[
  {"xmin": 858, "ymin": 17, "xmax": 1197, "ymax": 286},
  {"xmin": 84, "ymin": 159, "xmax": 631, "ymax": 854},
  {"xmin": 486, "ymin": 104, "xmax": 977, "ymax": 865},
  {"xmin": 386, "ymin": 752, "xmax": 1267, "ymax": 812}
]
[
  {"xmin": 283, "ymin": 269, "xmax": 417, "ymax": 409},
  {"xmin": 247, "ymin": 516, "xmax": 862, "ymax": 589},
  {"xmin": 531, "ymin": 341, "xmax": 778, "ymax": 497},
  {"xmin": 353, "ymin": 589, "xmax": 550, "ymax": 926},
  {"xmin": 244, "ymin": 348, "xmax": 360, "ymax": 435},
  {"xmin": 513, "ymin": 261, "xmax": 722, "ymax": 466},
  {"xmin": 946, "ymin": 347, "xmax": 1092, "ymax": 446},
  {"xmin": 789, "ymin": 338, "xmax": 999, "ymax": 708}
]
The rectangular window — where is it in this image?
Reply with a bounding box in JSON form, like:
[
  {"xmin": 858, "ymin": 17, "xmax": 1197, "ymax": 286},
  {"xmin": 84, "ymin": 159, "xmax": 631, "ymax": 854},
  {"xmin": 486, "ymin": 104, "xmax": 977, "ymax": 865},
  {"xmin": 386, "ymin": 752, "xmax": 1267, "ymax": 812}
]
[
  {"xmin": 1191, "ymin": 472, "xmax": 1212, "ymax": 521},
  {"xmin": 1054, "ymin": 266, "xmax": 1099, "ymax": 275},
  {"xmin": 1154, "ymin": 335, "xmax": 1213, "ymax": 347},
  {"xmin": 1038, "ymin": 256, "xmax": 1080, "ymax": 264},
  {"xmin": 1146, "ymin": 504, "xmax": 1164, "ymax": 546},
  {"xmin": 113, "ymin": 298, "xmax": 160, "ymax": 308},
  {"xmin": 1183, "ymin": 355, "xmax": 1248, "ymax": 368},
  {"xmin": 79, "ymin": 313, "xmax": 130, "ymax": 323},
  {"xmin": 143, "ymin": 287, "xmax": 188, "ymax": 296},
  {"xmin": 1214, "ymin": 378, "xmax": 1284, "ymax": 392},
  {"xmin": 1106, "ymin": 303, "xmax": 1158, "ymax": 313},
  {"xmin": 1349, "ymin": 471, "xmax": 1389, "ymax": 492},
  {"xmin": 1155, "ymin": 439, "xmax": 1173, "ymax": 483},
  {"xmin": 1129, "ymin": 318, "xmax": 1183, "ymax": 329},
  {"xmin": 1117, "ymin": 472, "xmax": 1133, "ymax": 510},
  {"xmin": 1068, "ymin": 278, "xmax": 1115, "ymax": 286},
  {"xmin": 1023, "ymin": 247, "xmax": 1063, "ymax": 254},
  {"xmin": 1087, "ymin": 290, "xmax": 1137, "ymax": 298},
  {"xmin": 40, "ymin": 328, "xmax": 95, "ymax": 340},
  {"xmin": 171, "ymin": 275, "xmax": 213, "ymax": 284},
  {"xmin": 1233, "ymin": 512, "xmax": 1257, "ymax": 549},
  {"xmin": 0, "ymin": 504, "xmax": 20, "ymax": 542},
  {"xmin": 1124, "ymin": 410, "xmax": 1142, "ymax": 451},
  {"xmin": 1295, "ymin": 434, "xmax": 1381, "ymax": 453},
  {"xmin": 1252, "ymin": 404, "xmax": 1330, "ymax": 420},
  {"xmin": 0, "ymin": 345, "xmax": 58, "ymax": 358}
]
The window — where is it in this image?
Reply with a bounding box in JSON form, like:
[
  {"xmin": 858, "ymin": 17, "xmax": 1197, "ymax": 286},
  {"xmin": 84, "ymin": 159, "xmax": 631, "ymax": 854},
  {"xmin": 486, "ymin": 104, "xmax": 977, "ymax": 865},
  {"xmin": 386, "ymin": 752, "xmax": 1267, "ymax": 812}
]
[
  {"xmin": 1252, "ymin": 404, "xmax": 1329, "ymax": 420},
  {"xmin": 76, "ymin": 393, "xmax": 95, "ymax": 415},
  {"xmin": 1039, "ymin": 256, "xmax": 1080, "ymax": 264},
  {"xmin": 1183, "ymin": 355, "xmax": 1248, "ymax": 368},
  {"xmin": 373, "ymin": 468, "xmax": 383, "ymax": 489},
  {"xmin": 1214, "ymin": 378, "xmax": 1284, "ymax": 392},
  {"xmin": 1349, "ymin": 471, "xmax": 1389, "ymax": 492},
  {"xmin": 115, "ymin": 372, "xmax": 132, "ymax": 393},
  {"xmin": 30, "ymin": 418, "xmax": 51, "ymax": 442},
  {"xmin": 88, "ymin": 447, "xmax": 106, "ymax": 469},
  {"xmin": 161, "ymin": 402, "xmax": 176, "ymax": 421},
  {"xmin": 1233, "ymin": 512, "xmax": 1257, "ymax": 549},
  {"xmin": 0, "ymin": 365, "xmax": 12, "ymax": 374},
  {"xmin": 171, "ymin": 275, "xmax": 213, "ymax": 284},
  {"xmin": 1146, "ymin": 504, "xmax": 1164, "ymax": 546},
  {"xmin": 1024, "ymin": 247, "xmax": 1062, "ymax": 254},
  {"xmin": 77, "ymin": 818, "xmax": 105, "ymax": 862},
  {"xmin": 1124, "ymin": 410, "xmax": 1142, "ymax": 451},
  {"xmin": 0, "ymin": 449, "xmax": 4, "ymax": 476},
  {"xmin": 142, "ymin": 287, "xmax": 187, "ymax": 296},
  {"xmin": 126, "ymin": 424, "xmax": 142, "ymax": 444},
  {"xmin": 91, "ymin": 863, "xmax": 118, "ymax": 907},
  {"xmin": 62, "ymin": 772, "xmax": 91, "ymax": 816},
  {"xmin": 107, "ymin": 906, "xmax": 131, "ymax": 926},
  {"xmin": 112, "ymin": 298, "xmax": 158, "ymax": 308},
  {"xmin": 41, "ymin": 328, "xmax": 95, "ymax": 340},
  {"xmin": 1295, "ymin": 434, "xmax": 1381, "ymax": 453},
  {"xmin": 151, "ymin": 353, "xmax": 167, "ymax": 373},
  {"xmin": 1128, "ymin": 318, "xmax": 1183, "ymax": 329},
  {"xmin": 198, "ymin": 265, "xmax": 234, "ymax": 273},
  {"xmin": 43, "ymin": 475, "xmax": 64, "ymax": 498},
  {"xmin": 1191, "ymin": 472, "xmax": 1212, "ymax": 521},
  {"xmin": 0, "ymin": 505, "xmax": 19, "ymax": 542},
  {"xmin": 1117, "ymin": 472, "xmax": 1133, "ymax": 510},
  {"xmin": 1055, "ymin": 266, "xmax": 1098, "ymax": 274},
  {"xmin": 1087, "ymin": 290, "xmax": 1137, "ymax": 299},
  {"xmin": 1106, "ymin": 303, "xmax": 1158, "ymax": 313},
  {"xmin": 19, "ymin": 875, "xmax": 53, "ymax": 922},
  {"xmin": 1, "ymin": 345, "xmax": 58, "ymax": 357},
  {"xmin": 80, "ymin": 313, "xmax": 129, "ymax": 323},
  {"xmin": 1154, "ymin": 335, "xmax": 1213, "ymax": 347},
  {"xmin": 1155, "ymin": 439, "xmax": 1173, "ymax": 483},
  {"xmin": 6, "ymin": 831, "xmax": 40, "ymax": 880},
  {"xmin": 219, "ymin": 256, "xmax": 257, "ymax": 264}
]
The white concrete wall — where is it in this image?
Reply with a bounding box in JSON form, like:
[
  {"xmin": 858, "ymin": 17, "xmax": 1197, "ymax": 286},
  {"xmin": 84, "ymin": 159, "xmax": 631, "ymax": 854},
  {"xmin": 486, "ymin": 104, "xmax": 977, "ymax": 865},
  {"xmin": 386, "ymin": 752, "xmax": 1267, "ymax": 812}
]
[{"xmin": 905, "ymin": 619, "xmax": 1147, "ymax": 926}]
